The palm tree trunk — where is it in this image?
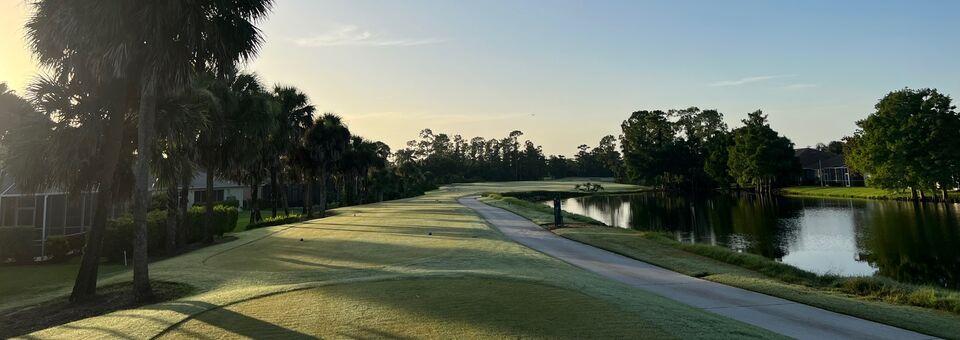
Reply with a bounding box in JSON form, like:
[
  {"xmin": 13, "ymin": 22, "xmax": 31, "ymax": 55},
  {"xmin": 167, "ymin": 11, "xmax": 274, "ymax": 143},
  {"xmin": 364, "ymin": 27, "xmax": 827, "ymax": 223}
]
[
  {"xmin": 270, "ymin": 165, "xmax": 278, "ymax": 218},
  {"xmin": 203, "ymin": 169, "xmax": 214, "ymax": 243},
  {"xmin": 132, "ymin": 76, "xmax": 156, "ymax": 302},
  {"xmin": 165, "ymin": 181, "xmax": 178, "ymax": 255},
  {"xmin": 352, "ymin": 171, "xmax": 360, "ymax": 205},
  {"xmin": 250, "ymin": 183, "xmax": 260, "ymax": 224},
  {"xmin": 70, "ymin": 103, "xmax": 126, "ymax": 302},
  {"xmin": 280, "ymin": 175, "xmax": 290, "ymax": 216},
  {"xmin": 303, "ymin": 177, "xmax": 313, "ymax": 218},
  {"xmin": 319, "ymin": 168, "xmax": 328, "ymax": 218},
  {"xmin": 178, "ymin": 169, "xmax": 190, "ymax": 248}
]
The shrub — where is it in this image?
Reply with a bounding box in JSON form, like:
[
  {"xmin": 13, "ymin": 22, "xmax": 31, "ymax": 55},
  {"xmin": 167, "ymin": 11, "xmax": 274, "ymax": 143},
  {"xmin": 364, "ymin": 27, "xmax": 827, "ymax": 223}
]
[
  {"xmin": 65, "ymin": 233, "xmax": 86, "ymax": 253},
  {"xmin": 102, "ymin": 210, "xmax": 167, "ymax": 262},
  {"xmin": 247, "ymin": 214, "xmax": 302, "ymax": 230},
  {"xmin": 44, "ymin": 236, "xmax": 72, "ymax": 262},
  {"xmin": 0, "ymin": 226, "xmax": 35, "ymax": 263},
  {"xmin": 221, "ymin": 198, "xmax": 240, "ymax": 208},
  {"xmin": 184, "ymin": 205, "xmax": 239, "ymax": 242},
  {"xmin": 574, "ymin": 182, "xmax": 604, "ymax": 192}
]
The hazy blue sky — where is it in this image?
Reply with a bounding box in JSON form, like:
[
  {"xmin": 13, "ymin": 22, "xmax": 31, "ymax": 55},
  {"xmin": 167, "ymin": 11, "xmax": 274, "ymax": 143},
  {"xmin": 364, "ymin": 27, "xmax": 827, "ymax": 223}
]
[{"xmin": 3, "ymin": 0, "xmax": 959, "ymax": 155}]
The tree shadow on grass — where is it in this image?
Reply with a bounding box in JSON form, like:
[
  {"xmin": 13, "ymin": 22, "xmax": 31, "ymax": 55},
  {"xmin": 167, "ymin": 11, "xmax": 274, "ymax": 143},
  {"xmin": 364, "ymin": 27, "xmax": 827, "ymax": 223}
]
[
  {"xmin": 156, "ymin": 277, "xmax": 683, "ymax": 339},
  {"xmin": 1, "ymin": 281, "xmax": 193, "ymax": 339}
]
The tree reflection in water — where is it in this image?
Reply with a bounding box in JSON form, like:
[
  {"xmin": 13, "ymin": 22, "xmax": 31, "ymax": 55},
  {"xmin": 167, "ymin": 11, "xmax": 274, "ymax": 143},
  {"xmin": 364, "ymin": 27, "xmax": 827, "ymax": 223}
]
[{"xmin": 555, "ymin": 192, "xmax": 960, "ymax": 288}]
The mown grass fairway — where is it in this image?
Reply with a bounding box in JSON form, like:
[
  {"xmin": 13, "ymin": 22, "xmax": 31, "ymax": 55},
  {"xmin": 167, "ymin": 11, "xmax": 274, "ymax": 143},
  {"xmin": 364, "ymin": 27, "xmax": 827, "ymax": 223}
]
[{"xmin": 13, "ymin": 180, "xmax": 778, "ymax": 339}]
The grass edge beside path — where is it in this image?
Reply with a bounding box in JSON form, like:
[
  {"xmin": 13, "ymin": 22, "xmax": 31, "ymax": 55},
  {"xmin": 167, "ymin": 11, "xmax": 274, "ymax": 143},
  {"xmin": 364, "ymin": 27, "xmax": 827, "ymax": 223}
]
[{"xmin": 479, "ymin": 193, "xmax": 960, "ymax": 340}]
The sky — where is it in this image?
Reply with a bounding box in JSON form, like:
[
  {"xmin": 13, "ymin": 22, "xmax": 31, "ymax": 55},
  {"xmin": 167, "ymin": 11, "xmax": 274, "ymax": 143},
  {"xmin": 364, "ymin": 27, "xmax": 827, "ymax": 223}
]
[{"xmin": 2, "ymin": 0, "xmax": 959, "ymax": 156}]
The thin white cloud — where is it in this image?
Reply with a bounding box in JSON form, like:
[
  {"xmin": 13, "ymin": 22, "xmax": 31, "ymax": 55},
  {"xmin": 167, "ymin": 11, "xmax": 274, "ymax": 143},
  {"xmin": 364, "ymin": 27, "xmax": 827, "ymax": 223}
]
[
  {"xmin": 784, "ymin": 83, "xmax": 818, "ymax": 89},
  {"xmin": 708, "ymin": 75, "xmax": 795, "ymax": 87},
  {"xmin": 290, "ymin": 25, "xmax": 444, "ymax": 47}
]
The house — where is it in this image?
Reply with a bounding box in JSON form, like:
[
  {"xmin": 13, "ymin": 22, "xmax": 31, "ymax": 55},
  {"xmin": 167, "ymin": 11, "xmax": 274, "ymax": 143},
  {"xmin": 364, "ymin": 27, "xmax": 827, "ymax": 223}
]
[
  {"xmin": 0, "ymin": 171, "xmax": 249, "ymax": 259},
  {"xmin": 794, "ymin": 148, "xmax": 864, "ymax": 187},
  {"xmin": 184, "ymin": 172, "xmax": 250, "ymax": 207}
]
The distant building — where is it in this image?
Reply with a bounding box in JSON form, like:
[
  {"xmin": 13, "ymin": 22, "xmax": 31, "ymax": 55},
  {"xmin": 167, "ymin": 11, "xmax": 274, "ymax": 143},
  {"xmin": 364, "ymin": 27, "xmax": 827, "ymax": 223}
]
[
  {"xmin": 184, "ymin": 172, "xmax": 250, "ymax": 207},
  {"xmin": 794, "ymin": 148, "xmax": 864, "ymax": 187}
]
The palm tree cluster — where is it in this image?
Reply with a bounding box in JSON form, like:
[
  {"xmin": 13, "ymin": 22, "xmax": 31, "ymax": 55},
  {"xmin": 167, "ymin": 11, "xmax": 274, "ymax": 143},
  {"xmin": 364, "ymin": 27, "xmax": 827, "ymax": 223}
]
[
  {"xmin": 2, "ymin": 0, "xmax": 417, "ymax": 305},
  {"xmin": 5, "ymin": 0, "xmax": 276, "ymax": 303}
]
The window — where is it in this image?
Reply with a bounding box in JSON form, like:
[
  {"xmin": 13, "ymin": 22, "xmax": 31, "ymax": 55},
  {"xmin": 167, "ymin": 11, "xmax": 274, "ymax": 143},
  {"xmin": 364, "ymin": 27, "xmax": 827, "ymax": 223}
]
[
  {"xmin": 0, "ymin": 197, "xmax": 14, "ymax": 226},
  {"xmin": 17, "ymin": 196, "xmax": 36, "ymax": 226},
  {"xmin": 193, "ymin": 190, "xmax": 225, "ymax": 204},
  {"xmin": 66, "ymin": 195, "xmax": 83, "ymax": 228},
  {"xmin": 46, "ymin": 194, "xmax": 66, "ymax": 235}
]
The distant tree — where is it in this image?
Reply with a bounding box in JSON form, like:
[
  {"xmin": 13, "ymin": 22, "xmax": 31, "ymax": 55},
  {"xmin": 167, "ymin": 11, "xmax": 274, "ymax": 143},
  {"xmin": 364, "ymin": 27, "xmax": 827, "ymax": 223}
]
[
  {"xmin": 620, "ymin": 110, "xmax": 677, "ymax": 188},
  {"xmin": 727, "ymin": 110, "xmax": 798, "ymax": 192},
  {"xmin": 547, "ymin": 155, "xmax": 572, "ymax": 179},
  {"xmin": 845, "ymin": 88, "xmax": 960, "ymax": 200},
  {"xmin": 592, "ymin": 135, "xmax": 623, "ymax": 179},
  {"xmin": 304, "ymin": 114, "xmax": 351, "ymax": 218},
  {"xmin": 703, "ymin": 131, "xmax": 732, "ymax": 189},
  {"xmin": 815, "ymin": 140, "xmax": 845, "ymax": 155}
]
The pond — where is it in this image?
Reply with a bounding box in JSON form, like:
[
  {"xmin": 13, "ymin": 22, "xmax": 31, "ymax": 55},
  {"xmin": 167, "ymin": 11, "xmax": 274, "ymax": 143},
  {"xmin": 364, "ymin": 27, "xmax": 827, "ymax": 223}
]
[{"xmin": 549, "ymin": 192, "xmax": 960, "ymax": 288}]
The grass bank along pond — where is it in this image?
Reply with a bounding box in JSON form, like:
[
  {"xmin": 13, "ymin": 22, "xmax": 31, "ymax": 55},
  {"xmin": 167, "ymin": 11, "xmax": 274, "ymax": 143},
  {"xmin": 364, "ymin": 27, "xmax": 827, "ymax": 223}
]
[{"xmin": 550, "ymin": 192, "xmax": 960, "ymax": 288}]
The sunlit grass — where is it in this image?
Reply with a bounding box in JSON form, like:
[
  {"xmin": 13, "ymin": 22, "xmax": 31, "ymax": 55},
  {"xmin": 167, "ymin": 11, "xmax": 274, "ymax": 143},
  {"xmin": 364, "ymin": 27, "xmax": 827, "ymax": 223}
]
[
  {"xmin": 480, "ymin": 193, "xmax": 960, "ymax": 338},
  {"xmin": 13, "ymin": 179, "xmax": 778, "ymax": 339}
]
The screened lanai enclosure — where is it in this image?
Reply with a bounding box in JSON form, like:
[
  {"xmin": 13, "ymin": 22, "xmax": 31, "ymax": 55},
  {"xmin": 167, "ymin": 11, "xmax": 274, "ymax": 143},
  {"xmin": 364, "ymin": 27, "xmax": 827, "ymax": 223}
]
[{"xmin": 0, "ymin": 182, "xmax": 100, "ymax": 259}]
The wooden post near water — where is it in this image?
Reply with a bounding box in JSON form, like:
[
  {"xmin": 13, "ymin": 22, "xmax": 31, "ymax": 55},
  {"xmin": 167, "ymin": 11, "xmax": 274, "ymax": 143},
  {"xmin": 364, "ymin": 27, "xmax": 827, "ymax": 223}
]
[{"xmin": 553, "ymin": 196, "xmax": 563, "ymax": 227}]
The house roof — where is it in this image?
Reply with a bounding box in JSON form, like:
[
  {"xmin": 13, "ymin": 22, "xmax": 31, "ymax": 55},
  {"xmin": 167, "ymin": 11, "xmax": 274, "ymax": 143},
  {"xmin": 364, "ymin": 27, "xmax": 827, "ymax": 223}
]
[{"xmin": 795, "ymin": 148, "xmax": 846, "ymax": 169}]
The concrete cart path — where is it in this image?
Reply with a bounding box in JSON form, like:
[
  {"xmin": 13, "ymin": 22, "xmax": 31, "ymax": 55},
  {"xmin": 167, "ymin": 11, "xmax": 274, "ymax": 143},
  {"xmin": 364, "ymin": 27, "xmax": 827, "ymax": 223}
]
[{"xmin": 458, "ymin": 197, "xmax": 934, "ymax": 340}]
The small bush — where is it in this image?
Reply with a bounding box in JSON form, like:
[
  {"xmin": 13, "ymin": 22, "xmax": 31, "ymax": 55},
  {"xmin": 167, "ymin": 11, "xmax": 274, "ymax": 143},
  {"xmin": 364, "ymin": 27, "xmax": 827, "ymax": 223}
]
[
  {"xmin": 65, "ymin": 233, "xmax": 85, "ymax": 253},
  {"xmin": 0, "ymin": 226, "xmax": 35, "ymax": 263},
  {"xmin": 44, "ymin": 236, "xmax": 72, "ymax": 262},
  {"xmin": 574, "ymin": 182, "xmax": 604, "ymax": 192}
]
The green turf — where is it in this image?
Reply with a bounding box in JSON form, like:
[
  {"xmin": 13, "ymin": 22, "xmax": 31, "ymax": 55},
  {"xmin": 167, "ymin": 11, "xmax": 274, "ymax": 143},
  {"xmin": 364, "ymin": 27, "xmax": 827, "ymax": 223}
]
[
  {"xmin": 478, "ymin": 192, "xmax": 960, "ymax": 339},
  {"xmin": 158, "ymin": 278, "xmax": 679, "ymax": 339},
  {"xmin": 13, "ymin": 179, "xmax": 779, "ymax": 339},
  {"xmin": 782, "ymin": 186, "xmax": 960, "ymax": 201},
  {"xmin": 0, "ymin": 257, "xmax": 125, "ymax": 310},
  {"xmin": 781, "ymin": 186, "xmax": 911, "ymax": 199},
  {"xmin": 235, "ymin": 207, "xmax": 304, "ymax": 232}
]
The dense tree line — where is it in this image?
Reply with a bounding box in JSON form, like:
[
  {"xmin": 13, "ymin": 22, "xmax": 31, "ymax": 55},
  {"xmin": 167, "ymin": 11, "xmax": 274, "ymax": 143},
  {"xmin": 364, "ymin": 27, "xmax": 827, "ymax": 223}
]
[
  {"xmin": 619, "ymin": 107, "xmax": 798, "ymax": 192},
  {"xmin": 845, "ymin": 88, "xmax": 960, "ymax": 201},
  {"xmin": 395, "ymin": 129, "xmax": 623, "ymax": 186},
  {"xmin": 547, "ymin": 135, "xmax": 623, "ymax": 179}
]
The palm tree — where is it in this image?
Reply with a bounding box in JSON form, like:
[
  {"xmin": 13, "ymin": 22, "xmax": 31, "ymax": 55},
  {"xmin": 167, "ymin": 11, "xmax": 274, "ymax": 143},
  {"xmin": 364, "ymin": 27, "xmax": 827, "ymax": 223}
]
[
  {"xmin": 26, "ymin": 0, "xmax": 273, "ymax": 302},
  {"xmin": 221, "ymin": 75, "xmax": 278, "ymax": 225},
  {"xmin": 270, "ymin": 86, "xmax": 315, "ymax": 217},
  {"xmin": 304, "ymin": 114, "xmax": 351, "ymax": 218},
  {"xmin": 152, "ymin": 84, "xmax": 209, "ymax": 254}
]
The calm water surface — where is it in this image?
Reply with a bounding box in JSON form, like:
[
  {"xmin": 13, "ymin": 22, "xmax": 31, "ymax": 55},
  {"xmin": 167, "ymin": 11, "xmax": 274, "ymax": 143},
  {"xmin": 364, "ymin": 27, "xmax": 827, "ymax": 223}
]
[{"xmin": 552, "ymin": 192, "xmax": 960, "ymax": 288}]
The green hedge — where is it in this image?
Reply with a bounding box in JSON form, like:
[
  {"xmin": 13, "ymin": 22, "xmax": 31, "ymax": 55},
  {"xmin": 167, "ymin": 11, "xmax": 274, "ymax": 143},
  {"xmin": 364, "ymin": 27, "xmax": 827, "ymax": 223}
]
[
  {"xmin": 101, "ymin": 205, "xmax": 237, "ymax": 262},
  {"xmin": 103, "ymin": 210, "xmax": 167, "ymax": 262},
  {"xmin": 0, "ymin": 226, "xmax": 35, "ymax": 263},
  {"xmin": 247, "ymin": 214, "xmax": 303, "ymax": 230},
  {"xmin": 184, "ymin": 205, "xmax": 238, "ymax": 240}
]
